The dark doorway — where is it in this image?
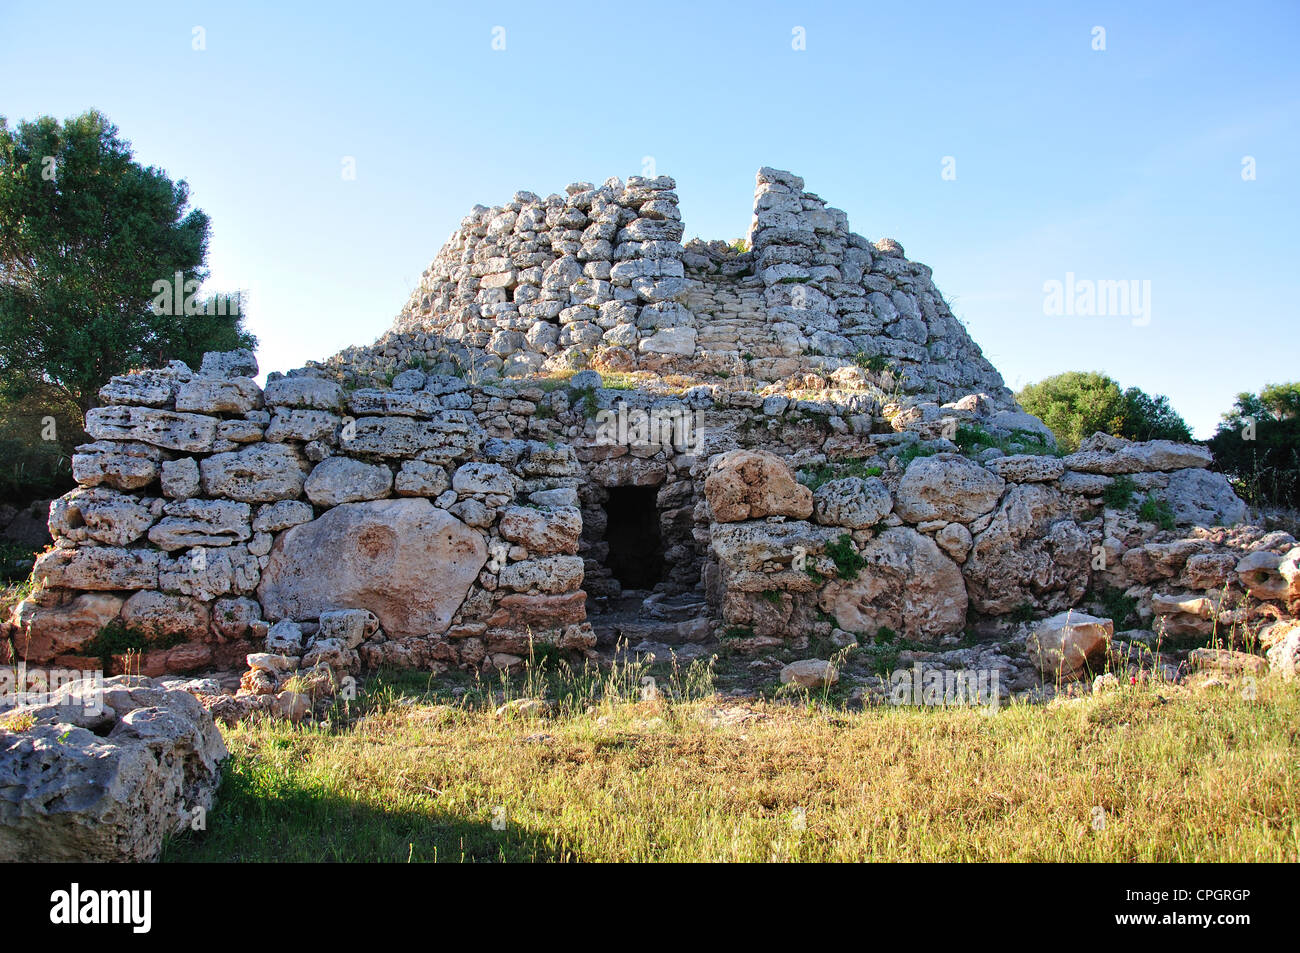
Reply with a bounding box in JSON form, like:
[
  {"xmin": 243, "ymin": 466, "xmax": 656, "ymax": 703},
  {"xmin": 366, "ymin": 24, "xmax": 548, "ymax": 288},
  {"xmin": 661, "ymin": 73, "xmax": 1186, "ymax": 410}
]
[{"xmin": 603, "ymin": 485, "xmax": 665, "ymax": 590}]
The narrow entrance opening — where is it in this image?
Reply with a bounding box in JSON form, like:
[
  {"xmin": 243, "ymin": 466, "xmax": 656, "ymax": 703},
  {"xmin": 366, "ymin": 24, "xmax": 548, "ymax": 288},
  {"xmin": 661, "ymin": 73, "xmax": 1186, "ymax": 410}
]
[{"xmin": 603, "ymin": 485, "xmax": 665, "ymax": 591}]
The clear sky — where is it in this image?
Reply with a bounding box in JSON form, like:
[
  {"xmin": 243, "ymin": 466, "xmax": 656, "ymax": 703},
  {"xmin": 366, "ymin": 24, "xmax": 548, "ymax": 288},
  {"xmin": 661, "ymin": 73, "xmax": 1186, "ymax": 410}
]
[{"xmin": 2, "ymin": 0, "xmax": 1296, "ymax": 436}]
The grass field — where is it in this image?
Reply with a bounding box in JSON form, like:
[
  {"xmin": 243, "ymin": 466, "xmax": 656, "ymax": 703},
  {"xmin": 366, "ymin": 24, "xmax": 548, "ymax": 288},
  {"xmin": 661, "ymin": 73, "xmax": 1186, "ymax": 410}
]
[{"xmin": 162, "ymin": 658, "xmax": 1300, "ymax": 863}]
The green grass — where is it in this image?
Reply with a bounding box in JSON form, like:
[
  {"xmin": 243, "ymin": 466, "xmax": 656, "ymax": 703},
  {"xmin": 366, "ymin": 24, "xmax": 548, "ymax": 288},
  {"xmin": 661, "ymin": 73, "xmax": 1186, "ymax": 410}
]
[
  {"xmin": 798, "ymin": 458, "xmax": 884, "ymax": 492},
  {"xmin": 954, "ymin": 425, "xmax": 1061, "ymax": 458},
  {"xmin": 161, "ymin": 669, "xmax": 1300, "ymax": 862},
  {"xmin": 892, "ymin": 443, "xmax": 938, "ymax": 469}
]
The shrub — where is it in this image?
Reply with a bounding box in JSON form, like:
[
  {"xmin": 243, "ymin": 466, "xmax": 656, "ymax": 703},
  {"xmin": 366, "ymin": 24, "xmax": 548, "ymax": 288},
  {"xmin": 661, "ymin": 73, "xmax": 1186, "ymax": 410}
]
[
  {"xmin": 1102, "ymin": 475, "xmax": 1138, "ymax": 509},
  {"xmin": 825, "ymin": 534, "xmax": 866, "ymax": 580},
  {"xmin": 1016, "ymin": 372, "xmax": 1191, "ymax": 452},
  {"xmin": 1137, "ymin": 493, "xmax": 1175, "ymax": 530}
]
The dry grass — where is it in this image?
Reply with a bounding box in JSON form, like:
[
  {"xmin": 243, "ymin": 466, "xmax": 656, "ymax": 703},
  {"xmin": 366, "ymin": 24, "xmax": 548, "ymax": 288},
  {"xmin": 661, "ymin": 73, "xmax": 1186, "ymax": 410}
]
[{"xmin": 163, "ymin": 666, "xmax": 1300, "ymax": 863}]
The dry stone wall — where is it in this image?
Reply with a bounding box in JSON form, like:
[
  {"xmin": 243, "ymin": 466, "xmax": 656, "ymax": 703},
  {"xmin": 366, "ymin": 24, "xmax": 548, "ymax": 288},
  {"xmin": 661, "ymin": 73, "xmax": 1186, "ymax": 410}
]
[
  {"xmin": 336, "ymin": 167, "xmax": 1016, "ymax": 411},
  {"xmin": 6, "ymin": 167, "xmax": 1297, "ymax": 706}
]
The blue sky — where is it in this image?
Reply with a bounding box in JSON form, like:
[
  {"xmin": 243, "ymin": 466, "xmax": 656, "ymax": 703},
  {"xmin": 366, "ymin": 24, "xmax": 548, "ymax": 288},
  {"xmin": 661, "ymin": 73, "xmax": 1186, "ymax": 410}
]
[{"xmin": 2, "ymin": 0, "xmax": 1296, "ymax": 436}]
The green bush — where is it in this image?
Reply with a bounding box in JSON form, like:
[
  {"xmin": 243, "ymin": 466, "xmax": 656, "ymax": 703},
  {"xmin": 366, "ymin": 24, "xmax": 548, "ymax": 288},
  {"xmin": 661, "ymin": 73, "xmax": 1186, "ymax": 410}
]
[
  {"xmin": 1207, "ymin": 382, "xmax": 1300, "ymax": 509},
  {"xmin": 1137, "ymin": 494, "xmax": 1176, "ymax": 530},
  {"xmin": 1016, "ymin": 372, "xmax": 1191, "ymax": 452},
  {"xmin": 1102, "ymin": 475, "xmax": 1138, "ymax": 509},
  {"xmin": 825, "ymin": 534, "xmax": 866, "ymax": 580}
]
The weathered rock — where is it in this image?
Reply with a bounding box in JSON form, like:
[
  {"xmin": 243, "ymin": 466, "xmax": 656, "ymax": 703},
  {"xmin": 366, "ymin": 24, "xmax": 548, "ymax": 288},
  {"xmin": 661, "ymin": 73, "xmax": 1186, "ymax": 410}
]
[
  {"xmin": 486, "ymin": 592, "xmax": 587, "ymax": 629},
  {"xmin": 934, "ymin": 522, "xmax": 973, "ymax": 563},
  {"xmin": 498, "ymin": 506, "xmax": 582, "ymax": 555},
  {"xmin": 497, "ymin": 555, "xmax": 584, "ymax": 594},
  {"xmin": 258, "ymin": 499, "xmax": 487, "ymax": 638},
  {"xmin": 175, "ymin": 377, "xmax": 262, "ymax": 414},
  {"xmin": 394, "ymin": 460, "xmax": 450, "ymax": 497},
  {"xmin": 452, "ymin": 462, "xmax": 518, "ymax": 497},
  {"xmin": 0, "ymin": 676, "xmax": 227, "ymax": 862},
  {"xmin": 812, "ymin": 477, "xmax": 892, "ymax": 528},
  {"xmin": 317, "ymin": 608, "xmax": 380, "ymax": 649},
  {"xmin": 264, "ymin": 618, "xmax": 304, "ymax": 654},
  {"xmin": 85, "ymin": 405, "xmax": 218, "ymax": 453},
  {"xmin": 344, "ymin": 414, "xmax": 480, "ymax": 462},
  {"xmin": 71, "ymin": 441, "xmax": 164, "ymax": 491},
  {"xmin": 160, "ymin": 458, "xmax": 201, "ymax": 500},
  {"xmin": 1235, "ymin": 550, "xmax": 1287, "ymax": 600},
  {"xmin": 120, "ymin": 591, "xmax": 210, "ymax": 640},
  {"xmin": 779, "ymin": 659, "xmax": 838, "ymax": 689},
  {"xmin": 1263, "ymin": 620, "xmax": 1300, "ymax": 679},
  {"xmin": 986, "ymin": 454, "xmax": 1065, "ymax": 483},
  {"xmin": 1161, "ymin": 469, "xmax": 1246, "ymax": 528},
  {"xmin": 301, "ymin": 637, "xmax": 358, "ymax": 675},
  {"xmin": 252, "ymin": 500, "xmax": 315, "ymax": 533},
  {"xmin": 818, "ymin": 527, "xmax": 967, "ymax": 640},
  {"xmin": 264, "ymin": 409, "xmax": 341, "ymax": 443},
  {"xmin": 893, "ymin": 454, "xmax": 1004, "ymax": 524},
  {"xmin": 98, "ymin": 366, "xmax": 189, "ymax": 407},
  {"xmin": 33, "ymin": 547, "xmax": 160, "ymax": 591},
  {"xmin": 710, "ymin": 521, "xmax": 842, "ymax": 592},
  {"xmin": 147, "ymin": 499, "xmax": 252, "ymax": 551},
  {"xmin": 704, "ymin": 449, "xmax": 812, "ymax": 522},
  {"xmin": 1188, "ymin": 648, "xmax": 1267, "ymax": 677},
  {"xmin": 199, "ymin": 349, "xmax": 258, "ymax": 379},
  {"xmin": 200, "ymin": 443, "xmax": 308, "ymax": 502},
  {"xmin": 1026, "ymin": 611, "xmax": 1113, "ymax": 680},
  {"xmin": 305, "ymin": 457, "xmax": 393, "ymax": 506},
  {"xmin": 1064, "ymin": 436, "xmax": 1212, "ymax": 474},
  {"xmin": 211, "ymin": 596, "xmax": 263, "ymax": 640},
  {"xmin": 48, "ymin": 488, "xmax": 161, "ymax": 547},
  {"xmin": 8, "ymin": 594, "xmax": 124, "ymax": 662},
  {"xmin": 262, "ymin": 376, "xmax": 345, "ymax": 411},
  {"xmin": 963, "ymin": 484, "xmax": 1091, "ymax": 615},
  {"xmin": 158, "ymin": 545, "xmax": 261, "ymax": 602}
]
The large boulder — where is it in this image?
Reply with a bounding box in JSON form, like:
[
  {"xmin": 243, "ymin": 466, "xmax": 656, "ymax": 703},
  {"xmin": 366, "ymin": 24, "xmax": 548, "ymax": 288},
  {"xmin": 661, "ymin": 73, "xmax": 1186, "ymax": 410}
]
[
  {"xmin": 1063, "ymin": 434, "xmax": 1213, "ymax": 474},
  {"xmin": 258, "ymin": 499, "xmax": 487, "ymax": 638},
  {"xmin": 84, "ymin": 406, "xmax": 217, "ymax": 454},
  {"xmin": 1161, "ymin": 468, "xmax": 1247, "ymax": 528},
  {"xmin": 1026, "ymin": 611, "xmax": 1112, "ymax": 680},
  {"xmin": 200, "ymin": 443, "xmax": 308, "ymax": 503},
  {"xmin": 963, "ymin": 484, "xmax": 1092, "ymax": 615},
  {"xmin": 0, "ymin": 676, "xmax": 227, "ymax": 862},
  {"xmin": 893, "ymin": 453, "xmax": 1004, "ymax": 524},
  {"xmin": 7, "ymin": 594, "xmax": 124, "ymax": 663},
  {"xmin": 304, "ymin": 457, "xmax": 393, "ymax": 506},
  {"xmin": 704, "ymin": 449, "xmax": 812, "ymax": 522},
  {"xmin": 812, "ymin": 477, "xmax": 892, "ymax": 528},
  {"xmin": 48, "ymin": 488, "xmax": 162, "ymax": 547},
  {"xmin": 818, "ymin": 527, "xmax": 967, "ymax": 640},
  {"xmin": 498, "ymin": 506, "xmax": 582, "ymax": 555}
]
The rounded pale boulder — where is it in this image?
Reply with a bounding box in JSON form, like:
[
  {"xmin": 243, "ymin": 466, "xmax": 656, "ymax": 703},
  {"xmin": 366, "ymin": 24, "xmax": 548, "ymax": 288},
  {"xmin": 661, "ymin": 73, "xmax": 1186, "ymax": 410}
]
[{"xmin": 704, "ymin": 449, "xmax": 812, "ymax": 523}]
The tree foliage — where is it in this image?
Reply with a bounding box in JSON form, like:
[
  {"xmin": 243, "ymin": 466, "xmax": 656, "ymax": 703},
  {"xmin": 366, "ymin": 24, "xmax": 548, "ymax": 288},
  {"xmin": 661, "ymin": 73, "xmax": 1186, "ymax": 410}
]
[
  {"xmin": 1207, "ymin": 382, "xmax": 1300, "ymax": 509},
  {"xmin": 1016, "ymin": 371, "xmax": 1192, "ymax": 452},
  {"xmin": 0, "ymin": 110, "xmax": 255, "ymax": 413}
]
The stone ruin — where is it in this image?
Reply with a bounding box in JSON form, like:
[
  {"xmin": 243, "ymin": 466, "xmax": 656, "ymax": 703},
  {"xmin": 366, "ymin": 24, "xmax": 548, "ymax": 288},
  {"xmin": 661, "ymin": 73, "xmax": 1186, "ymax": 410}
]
[{"xmin": 4, "ymin": 167, "xmax": 1299, "ymax": 721}]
